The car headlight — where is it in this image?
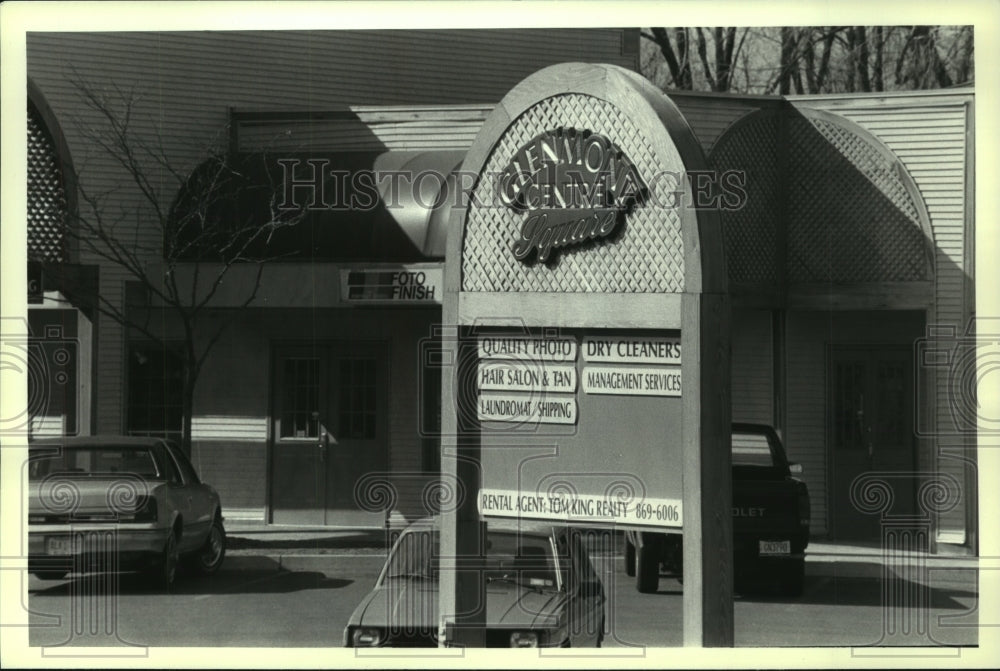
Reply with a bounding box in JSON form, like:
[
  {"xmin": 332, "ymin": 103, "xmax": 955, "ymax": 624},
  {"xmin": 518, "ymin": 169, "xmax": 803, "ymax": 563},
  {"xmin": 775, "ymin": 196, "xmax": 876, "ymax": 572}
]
[
  {"xmin": 351, "ymin": 627, "xmax": 383, "ymax": 647},
  {"xmin": 509, "ymin": 631, "xmax": 539, "ymax": 648}
]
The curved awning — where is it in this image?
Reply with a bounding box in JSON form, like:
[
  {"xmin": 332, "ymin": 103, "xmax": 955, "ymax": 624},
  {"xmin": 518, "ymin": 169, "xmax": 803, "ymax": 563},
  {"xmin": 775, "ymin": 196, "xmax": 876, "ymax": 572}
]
[
  {"xmin": 708, "ymin": 104, "xmax": 935, "ymax": 305},
  {"xmin": 169, "ymin": 150, "xmax": 465, "ymax": 262},
  {"xmin": 373, "ymin": 150, "xmax": 465, "ymax": 257}
]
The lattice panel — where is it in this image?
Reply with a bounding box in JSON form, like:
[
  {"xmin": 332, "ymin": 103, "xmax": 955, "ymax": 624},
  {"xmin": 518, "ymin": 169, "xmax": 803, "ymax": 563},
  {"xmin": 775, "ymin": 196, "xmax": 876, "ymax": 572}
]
[
  {"xmin": 27, "ymin": 105, "xmax": 68, "ymax": 263},
  {"xmin": 461, "ymin": 94, "xmax": 685, "ymax": 293},
  {"xmin": 787, "ymin": 115, "xmax": 928, "ymax": 283},
  {"xmin": 708, "ymin": 112, "xmax": 780, "ymax": 286}
]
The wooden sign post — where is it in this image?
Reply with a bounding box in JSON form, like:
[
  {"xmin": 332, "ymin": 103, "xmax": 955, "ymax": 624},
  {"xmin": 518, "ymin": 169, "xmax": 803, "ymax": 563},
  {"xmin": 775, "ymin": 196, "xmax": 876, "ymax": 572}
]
[{"xmin": 440, "ymin": 62, "xmax": 732, "ymax": 647}]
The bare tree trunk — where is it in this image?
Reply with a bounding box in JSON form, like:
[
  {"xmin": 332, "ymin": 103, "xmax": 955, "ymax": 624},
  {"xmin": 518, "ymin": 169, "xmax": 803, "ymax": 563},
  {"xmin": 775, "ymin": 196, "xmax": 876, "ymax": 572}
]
[
  {"xmin": 778, "ymin": 27, "xmax": 796, "ymax": 94},
  {"xmin": 182, "ymin": 332, "xmax": 197, "ymax": 457},
  {"xmin": 896, "ymin": 25, "xmax": 953, "ymax": 89},
  {"xmin": 955, "ymin": 26, "xmax": 974, "ymax": 84},
  {"xmin": 816, "ymin": 28, "xmax": 839, "ymax": 92},
  {"xmin": 856, "ymin": 26, "xmax": 872, "ymax": 92},
  {"xmin": 894, "ymin": 26, "xmax": 918, "ymax": 86},
  {"xmin": 696, "ymin": 28, "xmax": 717, "ymax": 90},
  {"xmin": 791, "ymin": 31, "xmax": 805, "ymax": 94},
  {"xmin": 649, "ymin": 28, "xmax": 692, "ymax": 89},
  {"xmin": 714, "ymin": 27, "xmax": 737, "ymax": 92},
  {"xmin": 802, "ymin": 29, "xmax": 818, "ymax": 93},
  {"xmin": 675, "ymin": 28, "xmax": 693, "ymax": 89},
  {"xmin": 873, "ymin": 26, "xmax": 885, "ymax": 91},
  {"xmin": 845, "ymin": 27, "xmax": 858, "ymax": 91},
  {"xmin": 925, "ymin": 26, "xmax": 954, "ymax": 87}
]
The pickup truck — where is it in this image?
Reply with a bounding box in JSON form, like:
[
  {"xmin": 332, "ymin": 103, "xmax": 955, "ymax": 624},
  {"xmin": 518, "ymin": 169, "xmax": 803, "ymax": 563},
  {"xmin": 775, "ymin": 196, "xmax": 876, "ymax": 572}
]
[{"xmin": 624, "ymin": 423, "xmax": 810, "ymax": 596}]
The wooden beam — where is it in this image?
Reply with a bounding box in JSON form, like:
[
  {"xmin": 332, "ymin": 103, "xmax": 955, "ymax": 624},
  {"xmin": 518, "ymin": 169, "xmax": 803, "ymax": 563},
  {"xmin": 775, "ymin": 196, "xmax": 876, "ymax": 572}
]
[
  {"xmin": 730, "ymin": 289, "xmax": 785, "ymax": 309},
  {"xmin": 786, "ymin": 282, "xmax": 933, "ymax": 310},
  {"xmin": 458, "ymin": 292, "xmax": 682, "ymax": 330},
  {"xmin": 682, "ymin": 292, "xmax": 733, "ymax": 646}
]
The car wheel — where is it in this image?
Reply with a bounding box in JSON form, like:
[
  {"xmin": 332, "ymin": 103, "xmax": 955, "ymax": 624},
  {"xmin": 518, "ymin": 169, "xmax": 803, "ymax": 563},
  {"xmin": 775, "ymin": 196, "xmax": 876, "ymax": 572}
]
[
  {"xmin": 624, "ymin": 538, "xmax": 636, "ymax": 577},
  {"xmin": 32, "ymin": 571, "xmax": 68, "ymax": 580},
  {"xmin": 635, "ymin": 533, "xmax": 661, "ymax": 594},
  {"xmin": 192, "ymin": 516, "xmax": 226, "ymax": 576},
  {"xmin": 150, "ymin": 530, "xmax": 179, "ymax": 589}
]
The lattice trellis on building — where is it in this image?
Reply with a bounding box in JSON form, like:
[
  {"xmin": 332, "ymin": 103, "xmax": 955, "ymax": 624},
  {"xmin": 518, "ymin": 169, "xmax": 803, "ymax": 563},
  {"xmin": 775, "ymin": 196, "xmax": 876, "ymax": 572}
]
[
  {"xmin": 27, "ymin": 104, "xmax": 68, "ymax": 263},
  {"xmin": 709, "ymin": 106, "xmax": 931, "ymax": 290},
  {"xmin": 786, "ymin": 113, "xmax": 929, "ymax": 283},
  {"xmin": 461, "ymin": 94, "xmax": 686, "ymax": 294},
  {"xmin": 709, "ymin": 111, "xmax": 781, "ymax": 288}
]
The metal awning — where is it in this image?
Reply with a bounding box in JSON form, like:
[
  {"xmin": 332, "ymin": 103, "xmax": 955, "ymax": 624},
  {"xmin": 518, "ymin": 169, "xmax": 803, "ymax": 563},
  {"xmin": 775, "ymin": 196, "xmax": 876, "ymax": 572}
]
[
  {"xmin": 170, "ymin": 150, "xmax": 466, "ymax": 262},
  {"xmin": 373, "ymin": 150, "xmax": 466, "ymax": 258}
]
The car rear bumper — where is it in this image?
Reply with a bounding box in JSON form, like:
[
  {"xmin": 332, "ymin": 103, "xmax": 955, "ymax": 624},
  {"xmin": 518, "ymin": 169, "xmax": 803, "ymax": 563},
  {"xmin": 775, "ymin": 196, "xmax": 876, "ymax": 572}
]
[{"xmin": 28, "ymin": 526, "xmax": 170, "ymax": 572}]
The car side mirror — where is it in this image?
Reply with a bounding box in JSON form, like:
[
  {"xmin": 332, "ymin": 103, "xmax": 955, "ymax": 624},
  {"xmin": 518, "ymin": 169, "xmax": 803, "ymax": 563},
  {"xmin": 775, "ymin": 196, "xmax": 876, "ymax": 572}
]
[{"xmin": 789, "ymin": 463, "xmax": 803, "ymax": 475}]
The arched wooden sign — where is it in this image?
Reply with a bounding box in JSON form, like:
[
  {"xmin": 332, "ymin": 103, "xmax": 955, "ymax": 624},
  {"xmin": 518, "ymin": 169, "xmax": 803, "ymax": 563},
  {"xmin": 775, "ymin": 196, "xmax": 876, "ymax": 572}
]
[{"xmin": 440, "ymin": 62, "xmax": 732, "ymax": 647}]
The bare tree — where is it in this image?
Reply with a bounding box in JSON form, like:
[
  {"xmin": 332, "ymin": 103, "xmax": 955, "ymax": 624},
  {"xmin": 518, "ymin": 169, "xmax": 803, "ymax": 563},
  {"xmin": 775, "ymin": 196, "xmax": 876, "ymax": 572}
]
[
  {"xmin": 49, "ymin": 80, "xmax": 303, "ymax": 454},
  {"xmin": 641, "ymin": 25, "xmax": 972, "ymax": 95},
  {"xmin": 770, "ymin": 27, "xmax": 802, "ymax": 94},
  {"xmin": 895, "ymin": 25, "xmax": 953, "ymax": 88},
  {"xmin": 645, "ymin": 27, "xmax": 746, "ymax": 92},
  {"xmin": 645, "ymin": 28, "xmax": 693, "ymax": 89},
  {"xmin": 952, "ymin": 25, "xmax": 974, "ymax": 84},
  {"xmin": 873, "ymin": 27, "xmax": 886, "ymax": 92}
]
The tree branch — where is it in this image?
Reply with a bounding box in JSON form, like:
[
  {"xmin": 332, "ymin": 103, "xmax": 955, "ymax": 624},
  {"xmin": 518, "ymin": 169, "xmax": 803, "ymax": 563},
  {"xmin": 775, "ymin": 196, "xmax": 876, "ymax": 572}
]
[
  {"xmin": 650, "ymin": 28, "xmax": 684, "ymax": 87},
  {"xmin": 695, "ymin": 28, "xmax": 718, "ymax": 90}
]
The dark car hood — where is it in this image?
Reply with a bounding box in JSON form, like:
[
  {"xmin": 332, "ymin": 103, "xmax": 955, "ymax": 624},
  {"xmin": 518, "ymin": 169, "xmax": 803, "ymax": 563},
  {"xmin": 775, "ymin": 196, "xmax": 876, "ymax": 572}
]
[{"xmin": 351, "ymin": 579, "xmax": 565, "ymax": 630}]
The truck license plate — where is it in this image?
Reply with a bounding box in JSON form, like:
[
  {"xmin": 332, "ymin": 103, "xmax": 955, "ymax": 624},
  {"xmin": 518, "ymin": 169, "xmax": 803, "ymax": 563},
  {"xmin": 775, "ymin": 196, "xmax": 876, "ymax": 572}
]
[
  {"xmin": 47, "ymin": 537, "xmax": 77, "ymax": 555},
  {"xmin": 759, "ymin": 540, "xmax": 790, "ymax": 555}
]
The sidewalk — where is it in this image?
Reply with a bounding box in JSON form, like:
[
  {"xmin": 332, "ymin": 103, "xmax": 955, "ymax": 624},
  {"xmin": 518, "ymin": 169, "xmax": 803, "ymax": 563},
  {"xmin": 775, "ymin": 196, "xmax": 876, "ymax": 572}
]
[
  {"xmin": 225, "ymin": 521, "xmax": 387, "ymax": 554},
  {"xmin": 222, "ymin": 522, "xmax": 980, "ymax": 581}
]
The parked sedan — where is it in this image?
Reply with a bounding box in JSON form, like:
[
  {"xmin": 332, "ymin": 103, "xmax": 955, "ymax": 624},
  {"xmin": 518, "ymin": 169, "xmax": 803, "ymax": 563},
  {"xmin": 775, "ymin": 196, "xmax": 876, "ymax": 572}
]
[
  {"xmin": 27, "ymin": 436, "xmax": 226, "ymax": 587},
  {"xmin": 344, "ymin": 518, "xmax": 606, "ymax": 648}
]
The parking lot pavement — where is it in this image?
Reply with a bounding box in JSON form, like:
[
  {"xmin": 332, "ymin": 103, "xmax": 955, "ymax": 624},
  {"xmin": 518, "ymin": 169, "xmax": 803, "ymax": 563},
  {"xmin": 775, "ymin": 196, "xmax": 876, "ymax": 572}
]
[
  {"xmin": 223, "ymin": 523, "xmax": 980, "ymax": 581},
  {"xmin": 26, "ymin": 529, "xmax": 978, "ymax": 649},
  {"xmin": 223, "ymin": 523, "xmax": 980, "ymax": 647}
]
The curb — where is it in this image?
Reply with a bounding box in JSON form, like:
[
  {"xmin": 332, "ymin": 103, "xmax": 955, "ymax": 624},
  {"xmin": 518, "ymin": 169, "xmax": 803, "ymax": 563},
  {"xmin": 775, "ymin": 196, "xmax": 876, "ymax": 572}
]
[
  {"xmin": 223, "ymin": 552, "xmax": 386, "ymax": 573},
  {"xmin": 222, "ymin": 550, "xmax": 977, "ymax": 585}
]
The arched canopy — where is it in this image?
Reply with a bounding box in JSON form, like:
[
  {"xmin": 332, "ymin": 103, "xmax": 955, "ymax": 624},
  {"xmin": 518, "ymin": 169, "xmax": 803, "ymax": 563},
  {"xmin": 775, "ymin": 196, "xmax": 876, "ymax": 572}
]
[
  {"xmin": 28, "ymin": 78, "xmax": 77, "ymax": 264},
  {"xmin": 168, "ymin": 150, "xmax": 462, "ymax": 262},
  {"xmin": 709, "ymin": 104, "xmax": 935, "ymax": 303}
]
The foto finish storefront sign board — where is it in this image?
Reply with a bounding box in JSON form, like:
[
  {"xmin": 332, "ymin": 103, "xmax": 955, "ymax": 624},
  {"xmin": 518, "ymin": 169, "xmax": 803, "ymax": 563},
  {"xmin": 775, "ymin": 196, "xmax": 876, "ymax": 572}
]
[{"xmin": 439, "ymin": 62, "xmax": 731, "ymax": 647}]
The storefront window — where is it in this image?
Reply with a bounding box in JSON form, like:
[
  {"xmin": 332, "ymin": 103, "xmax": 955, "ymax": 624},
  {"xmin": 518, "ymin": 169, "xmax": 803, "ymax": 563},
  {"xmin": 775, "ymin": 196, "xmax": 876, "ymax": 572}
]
[
  {"xmin": 338, "ymin": 357, "xmax": 376, "ymax": 439},
  {"xmin": 280, "ymin": 357, "xmax": 320, "ymax": 438},
  {"xmin": 127, "ymin": 343, "xmax": 183, "ymax": 443}
]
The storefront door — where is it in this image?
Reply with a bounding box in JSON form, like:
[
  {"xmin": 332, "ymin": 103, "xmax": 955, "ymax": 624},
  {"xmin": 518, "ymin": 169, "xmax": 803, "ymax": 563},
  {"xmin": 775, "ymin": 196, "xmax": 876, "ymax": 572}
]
[
  {"xmin": 271, "ymin": 343, "xmax": 388, "ymax": 526},
  {"xmin": 828, "ymin": 346, "xmax": 916, "ymax": 541}
]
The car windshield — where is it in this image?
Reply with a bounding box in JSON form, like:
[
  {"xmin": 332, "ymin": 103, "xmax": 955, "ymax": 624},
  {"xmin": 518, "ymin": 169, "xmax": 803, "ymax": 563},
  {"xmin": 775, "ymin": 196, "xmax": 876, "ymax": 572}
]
[
  {"xmin": 731, "ymin": 432, "xmax": 775, "ymax": 467},
  {"xmin": 28, "ymin": 446, "xmax": 160, "ymax": 479},
  {"xmin": 382, "ymin": 528, "xmax": 559, "ymax": 590},
  {"xmin": 383, "ymin": 529, "xmax": 439, "ymax": 581},
  {"xmin": 484, "ymin": 531, "xmax": 558, "ymax": 590}
]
